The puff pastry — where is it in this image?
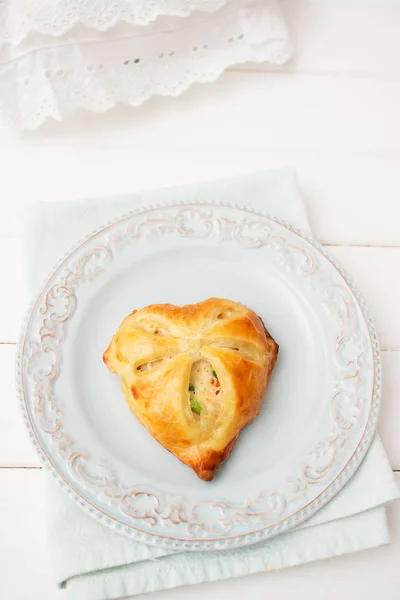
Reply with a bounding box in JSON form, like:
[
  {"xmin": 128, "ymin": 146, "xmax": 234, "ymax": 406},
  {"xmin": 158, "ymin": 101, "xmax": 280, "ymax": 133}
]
[{"xmin": 103, "ymin": 298, "xmax": 278, "ymax": 481}]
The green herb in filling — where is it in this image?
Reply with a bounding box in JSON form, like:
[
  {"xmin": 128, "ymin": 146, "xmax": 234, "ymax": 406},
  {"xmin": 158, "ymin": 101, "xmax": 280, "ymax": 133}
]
[
  {"xmin": 188, "ymin": 383, "xmax": 195, "ymax": 392},
  {"xmin": 212, "ymin": 369, "xmax": 218, "ymax": 378},
  {"xmin": 190, "ymin": 397, "xmax": 202, "ymax": 414}
]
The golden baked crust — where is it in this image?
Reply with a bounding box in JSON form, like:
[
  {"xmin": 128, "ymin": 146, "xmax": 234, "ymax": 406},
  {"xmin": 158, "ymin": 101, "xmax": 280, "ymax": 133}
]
[{"xmin": 103, "ymin": 298, "xmax": 278, "ymax": 481}]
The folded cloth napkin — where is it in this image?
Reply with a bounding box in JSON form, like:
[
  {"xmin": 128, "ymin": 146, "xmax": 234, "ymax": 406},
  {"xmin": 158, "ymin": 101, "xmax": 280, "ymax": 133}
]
[{"xmin": 22, "ymin": 169, "xmax": 399, "ymax": 600}]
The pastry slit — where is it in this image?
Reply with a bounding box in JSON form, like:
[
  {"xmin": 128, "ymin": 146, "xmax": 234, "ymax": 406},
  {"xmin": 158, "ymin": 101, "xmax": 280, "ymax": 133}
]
[{"xmin": 188, "ymin": 360, "xmax": 222, "ymax": 416}]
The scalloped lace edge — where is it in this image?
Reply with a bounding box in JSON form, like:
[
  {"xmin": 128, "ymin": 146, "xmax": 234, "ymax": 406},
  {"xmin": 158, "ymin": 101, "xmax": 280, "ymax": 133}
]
[
  {"xmin": 0, "ymin": 39, "xmax": 293, "ymax": 130},
  {"xmin": 0, "ymin": 0, "xmax": 292, "ymax": 130},
  {"xmin": 0, "ymin": 0, "xmax": 229, "ymax": 46}
]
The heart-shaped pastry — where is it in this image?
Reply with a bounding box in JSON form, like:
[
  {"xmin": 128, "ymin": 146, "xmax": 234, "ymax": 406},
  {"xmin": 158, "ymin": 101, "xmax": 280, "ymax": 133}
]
[{"xmin": 103, "ymin": 298, "xmax": 278, "ymax": 481}]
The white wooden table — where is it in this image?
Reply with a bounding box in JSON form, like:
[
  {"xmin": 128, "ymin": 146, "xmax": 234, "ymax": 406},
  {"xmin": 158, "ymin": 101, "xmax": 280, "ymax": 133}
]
[{"xmin": 1, "ymin": 1, "xmax": 400, "ymax": 598}]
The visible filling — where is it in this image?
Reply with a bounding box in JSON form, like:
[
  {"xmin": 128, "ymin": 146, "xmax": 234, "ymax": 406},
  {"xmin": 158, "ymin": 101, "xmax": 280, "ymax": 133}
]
[
  {"xmin": 188, "ymin": 360, "xmax": 222, "ymax": 417},
  {"xmin": 136, "ymin": 358, "xmax": 164, "ymax": 372}
]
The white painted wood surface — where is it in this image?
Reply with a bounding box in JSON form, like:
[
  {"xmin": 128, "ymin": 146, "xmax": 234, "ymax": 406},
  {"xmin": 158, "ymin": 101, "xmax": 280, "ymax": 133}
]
[{"xmin": 1, "ymin": 1, "xmax": 399, "ymax": 598}]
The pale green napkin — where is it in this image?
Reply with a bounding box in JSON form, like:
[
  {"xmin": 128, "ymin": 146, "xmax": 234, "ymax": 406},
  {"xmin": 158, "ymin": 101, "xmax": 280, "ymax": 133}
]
[{"xmin": 22, "ymin": 169, "xmax": 399, "ymax": 600}]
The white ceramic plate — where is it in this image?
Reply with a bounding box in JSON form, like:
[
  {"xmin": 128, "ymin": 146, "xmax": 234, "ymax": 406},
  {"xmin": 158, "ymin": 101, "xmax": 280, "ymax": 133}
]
[{"xmin": 17, "ymin": 203, "xmax": 380, "ymax": 551}]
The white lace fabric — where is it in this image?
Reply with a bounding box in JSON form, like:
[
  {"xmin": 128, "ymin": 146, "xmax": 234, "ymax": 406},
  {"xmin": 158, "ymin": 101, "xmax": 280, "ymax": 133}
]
[
  {"xmin": 0, "ymin": 0, "xmax": 292, "ymax": 130},
  {"xmin": 0, "ymin": 0, "xmax": 229, "ymax": 44}
]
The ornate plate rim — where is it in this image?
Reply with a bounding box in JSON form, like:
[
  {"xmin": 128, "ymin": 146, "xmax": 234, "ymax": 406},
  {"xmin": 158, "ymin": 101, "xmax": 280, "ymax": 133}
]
[{"xmin": 15, "ymin": 201, "xmax": 381, "ymax": 550}]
